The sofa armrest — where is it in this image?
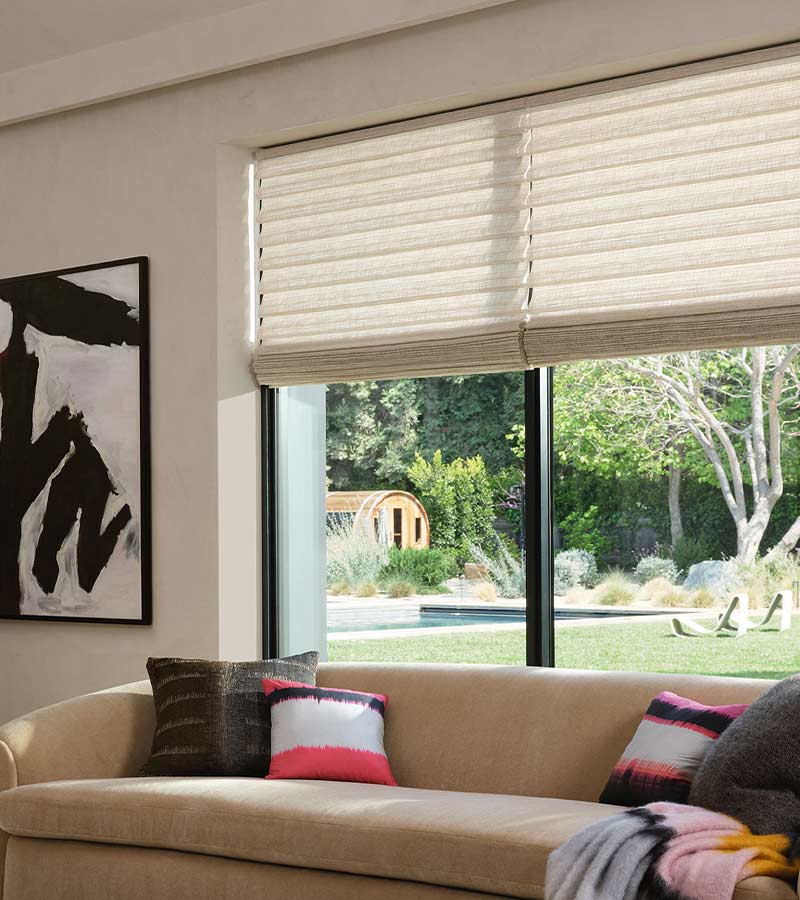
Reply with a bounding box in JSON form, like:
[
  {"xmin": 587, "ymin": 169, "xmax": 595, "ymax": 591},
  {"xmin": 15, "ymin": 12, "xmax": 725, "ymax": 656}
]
[
  {"xmin": 0, "ymin": 682, "xmax": 154, "ymax": 900},
  {"xmin": 0, "ymin": 680, "xmax": 154, "ymax": 791}
]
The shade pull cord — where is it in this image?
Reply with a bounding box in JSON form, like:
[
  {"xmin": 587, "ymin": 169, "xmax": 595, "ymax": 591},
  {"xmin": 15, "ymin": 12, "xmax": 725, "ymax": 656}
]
[
  {"xmin": 518, "ymin": 321, "xmax": 530, "ymax": 369},
  {"xmin": 519, "ymin": 126, "xmax": 533, "ymax": 371}
]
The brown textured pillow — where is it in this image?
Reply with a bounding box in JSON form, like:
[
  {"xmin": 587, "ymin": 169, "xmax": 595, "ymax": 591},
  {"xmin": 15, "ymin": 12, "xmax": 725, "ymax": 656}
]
[{"xmin": 140, "ymin": 652, "xmax": 318, "ymax": 777}]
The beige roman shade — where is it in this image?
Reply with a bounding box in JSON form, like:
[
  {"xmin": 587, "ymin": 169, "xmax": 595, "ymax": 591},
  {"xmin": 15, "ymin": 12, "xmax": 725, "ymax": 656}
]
[
  {"xmin": 254, "ymin": 112, "xmax": 533, "ymax": 386},
  {"xmin": 254, "ymin": 47, "xmax": 800, "ymax": 386},
  {"xmin": 521, "ymin": 53, "xmax": 800, "ymax": 366}
]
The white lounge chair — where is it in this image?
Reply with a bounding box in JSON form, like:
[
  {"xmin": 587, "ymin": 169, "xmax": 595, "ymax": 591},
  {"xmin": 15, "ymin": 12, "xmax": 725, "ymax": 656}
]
[
  {"xmin": 740, "ymin": 588, "xmax": 793, "ymax": 633},
  {"xmin": 671, "ymin": 589, "xmax": 794, "ymax": 637},
  {"xmin": 671, "ymin": 592, "xmax": 751, "ymax": 637}
]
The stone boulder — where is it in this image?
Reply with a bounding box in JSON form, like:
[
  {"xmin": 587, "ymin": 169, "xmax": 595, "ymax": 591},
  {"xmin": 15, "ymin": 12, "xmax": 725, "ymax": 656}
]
[
  {"xmin": 683, "ymin": 559, "xmax": 739, "ymax": 596},
  {"xmin": 463, "ymin": 563, "xmax": 489, "ymax": 580}
]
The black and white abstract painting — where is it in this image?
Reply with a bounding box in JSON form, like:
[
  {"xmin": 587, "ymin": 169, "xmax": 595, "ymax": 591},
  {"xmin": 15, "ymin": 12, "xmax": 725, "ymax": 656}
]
[{"xmin": 0, "ymin": 258, "xmax": 151, "ymax": 624}]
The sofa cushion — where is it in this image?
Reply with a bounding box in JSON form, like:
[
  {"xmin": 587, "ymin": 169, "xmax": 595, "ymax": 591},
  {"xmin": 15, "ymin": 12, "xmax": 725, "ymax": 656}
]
[
  {"xmin": 0, "ymin": 777, "xmax": 618, "ymax": 899},
  {"xmin": 4, "ymin": 839, "xmax": 793, "ymax": 900},
  {"xmin": 0, "ymin": 779, "xmax": 793, "ymax": 900}
]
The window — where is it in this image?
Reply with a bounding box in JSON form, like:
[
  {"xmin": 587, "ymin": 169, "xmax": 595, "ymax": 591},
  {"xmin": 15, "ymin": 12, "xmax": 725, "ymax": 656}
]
[
  {"xmin": 268, "ymin": 348, "xmax": 800, "ymax": 680},
  {"xmin": 553, "ymin": 345, "xmax": 800, "ymax": 680}
]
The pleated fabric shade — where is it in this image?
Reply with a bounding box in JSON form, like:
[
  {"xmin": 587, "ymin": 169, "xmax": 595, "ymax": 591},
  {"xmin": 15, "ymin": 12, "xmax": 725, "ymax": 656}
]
[
  {"xmin": 521, "ymin": 53, "xmax": 800, "ymax": 366},
  {"xmin": 254, "ymin": 49, "xmax": 800, "ymax": 386},
  {"xmin": 254, "ymin": 112, "xmax": 533, "ymax": 386}
]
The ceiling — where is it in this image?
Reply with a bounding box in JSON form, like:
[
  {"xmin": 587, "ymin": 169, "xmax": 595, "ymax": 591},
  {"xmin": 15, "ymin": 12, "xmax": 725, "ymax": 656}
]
[
  {"xmin": 0, "ymin": 0, "xmax": 262, "ymax": 73},
  {"xmin": 0, "ymin": 0, "xmax": 519, "ymax": 128}
]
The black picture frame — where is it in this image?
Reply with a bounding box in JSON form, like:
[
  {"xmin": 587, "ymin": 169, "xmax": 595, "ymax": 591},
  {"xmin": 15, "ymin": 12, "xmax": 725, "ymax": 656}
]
[{"xmin": 0, "ymin": 256, "xmax": 152, "ymax": 626}]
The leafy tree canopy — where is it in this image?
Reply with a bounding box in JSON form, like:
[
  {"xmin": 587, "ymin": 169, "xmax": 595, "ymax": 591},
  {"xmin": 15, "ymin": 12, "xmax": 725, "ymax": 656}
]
[{"xmin": 326, "ymin": 374, "xmax": 524, "ymax": 491}]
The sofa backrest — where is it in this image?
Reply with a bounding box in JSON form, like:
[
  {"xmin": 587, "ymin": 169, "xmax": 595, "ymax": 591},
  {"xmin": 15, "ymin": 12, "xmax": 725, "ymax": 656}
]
[
  {"xmin": 0, "ymin": 664, "xmax": 774, "ymax": 803},
  {"xmin": 317, "ymin": 663, "xmax": 773, "ymax": 801}
]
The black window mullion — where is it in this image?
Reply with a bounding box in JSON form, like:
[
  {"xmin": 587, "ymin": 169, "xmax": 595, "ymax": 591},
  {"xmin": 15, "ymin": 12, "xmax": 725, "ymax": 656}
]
[
  {"xmin": 525, "ymin": 367, "xmax": 555, "ymax": 666},
  {"xmin": 261, "ymin": 385, "xmax": 280, "ymax": 660}
]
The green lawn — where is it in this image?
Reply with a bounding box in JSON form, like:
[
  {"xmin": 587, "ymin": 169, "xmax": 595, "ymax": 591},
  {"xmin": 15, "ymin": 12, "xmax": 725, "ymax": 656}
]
[{"xmin": 328, "ymin": 619, "xmax": 800, "ymax": 679}]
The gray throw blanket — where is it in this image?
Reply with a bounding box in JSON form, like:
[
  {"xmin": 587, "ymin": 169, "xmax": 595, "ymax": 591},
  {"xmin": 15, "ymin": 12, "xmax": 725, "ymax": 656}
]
[
  {"xmin": 545, "ymin": 807, "xmax": 670, "ymax": 900},
  {"xmin": 690, "ymin": 674, "xmax": 800, "ymax": 834}
]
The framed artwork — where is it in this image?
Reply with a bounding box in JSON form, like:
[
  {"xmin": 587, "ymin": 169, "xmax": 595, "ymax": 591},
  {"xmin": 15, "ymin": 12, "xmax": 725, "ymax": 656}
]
[{"xmin": 0, "ymin": 257, "xmax": 151, "ymax": 624}]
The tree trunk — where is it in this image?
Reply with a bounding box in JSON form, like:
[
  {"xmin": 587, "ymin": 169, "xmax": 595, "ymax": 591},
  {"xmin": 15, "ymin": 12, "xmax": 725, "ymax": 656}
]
[
  {"xmin": 736, "ymin": 504, "xmax": 774, "ymax": 564},
  {"xmin": 668, "ymin": 464, "xmax": 684, "ymax": 548},
  {"xmin": 766, "ymin": 515, "xmax": 800, "ymax": 560}
]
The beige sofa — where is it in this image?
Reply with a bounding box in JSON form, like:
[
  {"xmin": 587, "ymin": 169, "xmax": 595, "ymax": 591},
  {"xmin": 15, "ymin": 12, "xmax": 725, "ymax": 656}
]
[{"xmin": 0, "ymin": 663, "xmax": 794, "ymax": 900}]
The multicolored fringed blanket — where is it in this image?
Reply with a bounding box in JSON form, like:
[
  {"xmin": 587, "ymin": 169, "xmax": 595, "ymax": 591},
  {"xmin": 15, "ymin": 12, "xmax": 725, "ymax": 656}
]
[{"xmin": 545, "ymin": 803, "xmax": 799, "ymax": 900}]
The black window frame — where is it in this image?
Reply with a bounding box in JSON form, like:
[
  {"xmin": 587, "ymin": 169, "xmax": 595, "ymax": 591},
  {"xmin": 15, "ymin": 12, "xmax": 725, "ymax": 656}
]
[
  {"xmin": 260, "ymin": 386, "xmax": 279, "ymax": 660},
  {"xmin": 260, "ymin": 368, "xmax": 555, "ymax": 665}
]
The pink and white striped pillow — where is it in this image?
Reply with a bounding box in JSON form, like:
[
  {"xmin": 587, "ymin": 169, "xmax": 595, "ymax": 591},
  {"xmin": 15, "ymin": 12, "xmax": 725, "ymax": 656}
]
[
  {"xmin": 261, "ymin": 679, "xmax": 397, "ymax": 785},
  {"xmin": 599, "ymin": 691, "xmax": 748, "ymax": 807}
]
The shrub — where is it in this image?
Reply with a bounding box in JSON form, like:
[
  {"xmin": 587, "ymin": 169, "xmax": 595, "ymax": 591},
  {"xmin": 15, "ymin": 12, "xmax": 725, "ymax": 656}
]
[
  {"xmin": 408, "ymin": 451, "xmax": 496, "ymax": 567},
  {"xmin": 634, "ymin": 554, "xmax": 679, "ymax": 585},
  {"xmin": 415, "ymin": 583, "xmax": 453, "ymax": 596},
  {"xmin": 648, "ymin": 582, "xmax": 717, "ymax": 609},
  {"xmin": 354, "ymin": 581, "xmax": 378, "ymax": 597},
  {"xmin": 637, "ymin": 577, "xmax": 691, "ymax": 608},
  {"xmin": 736, "ymin": 553, "xmax": 800, "ymax": 607},
  {"xmin": 673, "ymin": 535, "xmax": 714, "ymax": 574},
  {"xmin": 328, "ymin": 580, "xmax": 351, "ymax": 596},
  {"xmin": 379, "ymin": 546, "xmax": 452, "ymax": 591},
  {"xmin": 385, "ymin": 579, "xmax": 417, "ymax": 599},
  {"xmin": 492, "ymin": 467, "xmax": 525, "ymax": 538},
  {"xmin": 659, "ymin": 588, "xmax": 695, "ymax": 608},
  {"xmin": 692, "ymin": 587, "xmax": 717, "ymax": 609},
  {"xmin": 637, "ymin": 576, "xmax": 675, "ymax": 602},
  {"xmin": 554, "ymin": 549, "xmax": 598, "ymax": 595},
  {"xmin": 473, "ymin": 582, "xmax": 497, "ymax": 603},
  {"xmin": 326, "ymin": 518, "xmax": 388, "ymax": 589},
  {"xmin": 468, "ymin": 543, "xmax": 525, "ymax": 599},
  {"xmin": 595, "ymin": 569, "xmax": 636, "ymax": 606},
  {"xmin": 561, "ymin": 586, "xmax": 596, "ymax": 606},
  {"xmin": 558, "ymin": 505, "xmax": 610, "ymax": 556}
]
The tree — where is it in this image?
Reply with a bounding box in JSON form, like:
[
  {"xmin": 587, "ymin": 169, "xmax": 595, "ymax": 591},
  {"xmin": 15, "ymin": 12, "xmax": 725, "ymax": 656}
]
[
  {"xmin": 325, "ymin": 373, "xmax": 525, "ymax": 491},
  {"xmin": 326, "ymin": 379, "xmax": 419, "ymax": 490},
  {"xmin": 622, "ymin": 348, "xmax": 800, "ymax": 563},
  {"xmin": 553, "ymin": 362, "xmax": 690, "ymax": 549},
  {"xmin": 416, "ymin": 373, "xmax": 524, "ymax": 473},
  {"xmin": 542, "ymin": 347, "xmax": 800, "ymax": 565}
]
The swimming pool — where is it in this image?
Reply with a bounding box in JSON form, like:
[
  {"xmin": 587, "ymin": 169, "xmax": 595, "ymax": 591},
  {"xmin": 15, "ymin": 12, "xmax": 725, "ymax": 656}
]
[
  {"xmin": 327, "ymin": 604, "xmax": 664, "ymax": 634},
  {"xmin": 328, "ymin": 611, "xmax": 517, "ymax": 633}
]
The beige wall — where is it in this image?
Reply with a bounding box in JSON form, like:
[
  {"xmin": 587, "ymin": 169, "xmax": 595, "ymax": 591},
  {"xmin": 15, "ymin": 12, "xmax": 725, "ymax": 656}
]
[{"xmin": 1, "ymin": 0, "xmax": 800, "ymax": 724}]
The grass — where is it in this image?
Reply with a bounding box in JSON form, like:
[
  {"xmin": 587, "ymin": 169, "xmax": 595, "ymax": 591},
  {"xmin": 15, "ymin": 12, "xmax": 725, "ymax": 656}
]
[{"xmin": 328, "ymin": 618, "xmax": 800, "ymax": 679}]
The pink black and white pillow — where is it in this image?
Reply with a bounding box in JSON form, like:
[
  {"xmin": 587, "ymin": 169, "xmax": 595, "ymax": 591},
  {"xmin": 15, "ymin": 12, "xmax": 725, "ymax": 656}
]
[
  {"xmin": 599, "ymin": 691, "xmax": 748, "ymax": 807},
  {"xmin": 261, "ymin": 679, "xmax": 397, "ymax": 786}
]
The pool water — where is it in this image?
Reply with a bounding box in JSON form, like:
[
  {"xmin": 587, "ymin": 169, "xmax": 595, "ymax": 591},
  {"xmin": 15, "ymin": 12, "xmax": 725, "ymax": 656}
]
[
  {"xmin": 328, "ymin": 608, "xmax": 523, "ymax": 633},
  {"xmin": 327, "ymin": 605, "xmax": 666, "ymax": 634}
]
